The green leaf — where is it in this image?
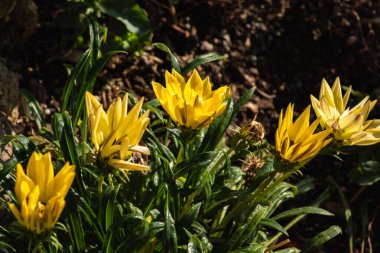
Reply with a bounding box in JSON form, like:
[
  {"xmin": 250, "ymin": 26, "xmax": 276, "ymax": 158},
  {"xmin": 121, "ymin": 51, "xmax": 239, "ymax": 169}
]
[
  {"xmin": 182, "ymin": 53, "xmax": 227, "ymax": 75},
  {"xmin": 348, "ymin": 160, "xmax": 380, "ymax": 185},
  {"xmin": 187, "ymin": 234, "xmax": 204, "ymax": 253},
  {"xmin": 152, "ymin": 43, "xmax": 181, "ymax": 73},
  {"xmin": 174, "ymin": 152, "xmax": 217, "ymax": 178},
  {"xmin": 229, "ymin": 243, "xmax": 267, "ymax": 253},
  {"xmin": 98, "ymin": 1, "xmax": 150, "ymax": 34},
  {"xmin": 328, "ymin": 177, "xmax": 354, "ymax": 253},
  {"xmin": 76, "ymin": 193, "xmax": 105, "ymax": 241},
  {"xmin": 68, "ymin": 211, "xmax": 85, "ymax": 252},
  {"xmin": 228, "ymin": 205, "xmax": 268, "ymax": 250},
  {"xmin": 73, "ymin": 50, "xmax": 125, "ymax": 127},
  {"xmin": 164, "ymin": 196, "xmax": 178, "ymax": 253},
  {"xmin": 0, "ymin": 240, "xmax": 16, "ymax": 252},
  {"xmin": 179, "ymin": 203, "xmax": 201, "ymax": 229},
  {"xmin": 301, "ymin": 226, "xmax": 342, "ymax": 253},
  {"xmin": 259, "ymin": 219, "xmax": 289, "ymax": 236},
  {"xmin": 61, "ymin": 49, "xmax": 91, "ymax": 112},
  {"xmin": 0, "ymin": 135, "xmax": 37, "ymax": 178},
  {"xmin": 20, "ymin": 89, "xmax": 45, "ymax": 130},
  {"xmin": 105, "ymin": 185, "xmax": 120, "ymax": 230},
  {"xmin": 143, "ymin": 98, "xmax": 164, "ymax": 122},
  {"xmin": 276, "ymin": 248, "xmax": 300, "ymax": 253},
  {"xmin": 232, "ymin": 88, "xmax": 256, "ymax": 119},
  {"xmin": 272, "ymin": 207, "xmax": 333, "ymax": 221},
  {"xmin": 102, "ymin": 229, "xmax": 114, "ymax": 253},
  {"xmin": 198, "ymin": 98, "xmax": 234, "ymax": 152}
]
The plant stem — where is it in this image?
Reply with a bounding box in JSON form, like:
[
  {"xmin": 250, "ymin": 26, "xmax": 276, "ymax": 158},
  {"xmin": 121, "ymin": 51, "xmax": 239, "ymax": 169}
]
[
  {"xmin": 98, "ymin": 175, "xmax": 104, "ymax": 194},
  {"xmin": 32, "ymin": 237, "xmax": 42, "ymax": 253}
]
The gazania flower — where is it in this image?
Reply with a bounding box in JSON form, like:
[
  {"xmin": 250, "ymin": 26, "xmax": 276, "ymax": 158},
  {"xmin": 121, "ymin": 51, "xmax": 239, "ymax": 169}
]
[
  {"xmin": 152, "ymin": 69, "xmax": 230, "ymax": 130},
  {"xmin": 275, "ymin": 104, "xmax": 332, "ymax": 165},
  {"xmin": 8, "ymin": 152, "xmax": 75, "ymax": 235},
  {"xmin": 86, "ymin": 92, "xmax": 150, "ymax": 171},
  {"xmin": 310, "ymin": 78, "xmax": 380, "ymax": 145}
]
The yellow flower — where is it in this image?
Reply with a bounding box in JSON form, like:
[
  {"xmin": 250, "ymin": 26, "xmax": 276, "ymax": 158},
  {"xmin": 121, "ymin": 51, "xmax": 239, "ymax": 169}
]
[
  {"xmin": 310, "ymin": 78, "xmax": 380, "ymax": 145},
  {"xmin": 152, "ymin": 69, "xmax": 230, "ymax": 130},
  {"xmin": 8, "ymin": 152, "xmax": 75, "ymax": 235},
  {"xmin": 275, "ymin": 104, "xmax": 332, "ymax": 165},
  {"xmin": 86, "ymin": 92, "xmax": 150, "ymax": 171}
]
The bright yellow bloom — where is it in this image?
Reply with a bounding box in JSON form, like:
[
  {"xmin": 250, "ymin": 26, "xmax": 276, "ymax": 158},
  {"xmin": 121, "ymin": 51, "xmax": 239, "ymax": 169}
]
[
  {"xmin": 152, "ymin": 69, "xmax": 230, "ymax": 130},
  {"xmin": 310, "ymin": 78, "xmax": 380, "ymax": 145},
  {"xmin": 8, "ymin": 152, "xmax": 75, "ymax": 234},
  {"xmin": 86, "ymin": 92, "xmax": 150, "ymax": 171},
  {"xmin": 275, "ymin": 104, "xmax": 332, "ymax": 165}
]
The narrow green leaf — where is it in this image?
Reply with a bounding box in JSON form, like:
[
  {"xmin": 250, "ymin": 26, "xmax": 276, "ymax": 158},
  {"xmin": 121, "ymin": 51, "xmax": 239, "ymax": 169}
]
[
  {"xmin": 301, "ymin": 226, "xmax": 342, "ymax": 253},
  {"xmin": 61, "ymin": 50, "xmax": 91, "ymax": 112},
  {"xmin": 98, "ymin": 2, "xmax": 150, "ymax": 34},
  {"xmin": 102, "ymin": 229, "xmax": 114, "ymax": 253},
  {"xmin": 328, "ymin": 177, "xmax": 354, "ymax": 253},
  {"xmin": 77, "ymin": 195, "xmax": 105, "ymax": 241},
  {"xmin": 198, "ymin": 98, "xmax": 234, "ymax": 152},
  {"xmin": 182, "ymin": 53, "xmax": 227, "ymax": 75},
  {"xmin": 68, "ymin": 212, "xmax": 85, "ymax": 252},
  {"xmin": 272, "ymin": 207, "xmax": 333, "ymax": 221},
  {"xmin": 164, "ymin": 196, "xmax": 178, "ymax": 253},
  {"xmin": 20, "ymin": 89, "xmax": 45, "ymax": 130},
  {"xmin": 259, "ymin": 219, "xmax": 289, "ymax": 236},
  {"xmin": 105, "ymin": 185, "xmax": 120, "ymax": 230},
  {"xmin": 89, "ymin": 20, "xmax": 101, "ymax": 64},
  {"xmin": 231, "ymin": 87, "xmax": 256, "ymax": 120},
  {"xmin": 174, "ymin": 152, "xmax": 217, "ymax": 178},
  {"xmin": 73, "ymin": 50, "xmax": 125, "ymax": 127},
  {"xmin": 180, "ymin": 203, "xmax": 201, "ymax": 228},
  {"xmin": 0, "ymin": 241, "xmax": 16, "ymax": 252},
  {"xmin": 153, "ymin": 43, "xmax": 181, "ymax": 73},
  {"xmin": 187, "ymin": 234, "xmax": 204, "ymax": 253},
  {"xmin": 228, "ymin": 205, "xmax": 268, "ymax": 250}
]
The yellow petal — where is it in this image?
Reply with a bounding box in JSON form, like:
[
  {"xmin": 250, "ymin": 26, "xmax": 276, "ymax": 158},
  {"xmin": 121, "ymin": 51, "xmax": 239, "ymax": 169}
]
[
  {"xmin": 52, "ymin": 162, "xmax": 76, "ymax": 199},
  {"xmin": 15, "ymin": 163, "xmax": 35, "ymax": 203},
  {"xmin": 332, "ymin": 77, "xmax": 344, "ymax": 113},
  {"xmin": 8, "ymin": 203, "xmax": 24, "ymax": 226},
  {"xmin": 108, "ymin": 159, "xmax": 150, "ymax": 171},
  {"xmin": 288, "ymin": 105, "xmax": 310, "ymax": 141}
]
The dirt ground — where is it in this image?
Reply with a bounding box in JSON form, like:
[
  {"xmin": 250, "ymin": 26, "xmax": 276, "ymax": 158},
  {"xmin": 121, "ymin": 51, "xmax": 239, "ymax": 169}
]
[{"xmin": 1, "ymin": 0, "xmax": 380, "ymax": 252}]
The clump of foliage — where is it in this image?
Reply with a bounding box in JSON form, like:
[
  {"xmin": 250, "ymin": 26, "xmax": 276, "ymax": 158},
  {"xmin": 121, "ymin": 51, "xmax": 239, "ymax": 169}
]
[
  {"xmin": 55, "ymin": 0, "xmax": 151, "ymax": 54},
  {"xmin": 1, "ymin": 22, "xmax": 380, "ymax": 253}
]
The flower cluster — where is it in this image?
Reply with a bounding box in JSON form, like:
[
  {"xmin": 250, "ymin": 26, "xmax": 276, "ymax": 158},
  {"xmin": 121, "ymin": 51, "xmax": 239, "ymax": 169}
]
[
  {"xmin": 275, "ymin": 77, "xmax": 380, "ymax": 166},
  {"xmin": 8, "ymin": 152, "xmax": 75, "ymax": 235}
]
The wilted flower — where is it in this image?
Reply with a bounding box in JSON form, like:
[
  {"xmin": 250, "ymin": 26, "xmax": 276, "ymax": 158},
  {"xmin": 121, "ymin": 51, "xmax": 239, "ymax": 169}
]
[
  {"xmin": 86, "ymin": 92, "xmax": 150, "ymax": 171},
  {"xmin": 8, "ymin": 152, "xmax": 75, "ymax": 235},
  {"xmin": 275, "ymin": 104, "xmax": 332, "ymax": 166},
  {"xmin": 310, "ymin": 78, "xmax": 380, "ymax": 145},
  {"xmin": 152, "ymin": 69, "xmax": 230, "ymax": 130}
]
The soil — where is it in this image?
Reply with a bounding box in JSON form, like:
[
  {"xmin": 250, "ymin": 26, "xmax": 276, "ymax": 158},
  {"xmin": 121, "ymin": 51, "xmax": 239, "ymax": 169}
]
[{"xmin": 1, "ymin": 0, "xmax": 380, "ymax": 252}]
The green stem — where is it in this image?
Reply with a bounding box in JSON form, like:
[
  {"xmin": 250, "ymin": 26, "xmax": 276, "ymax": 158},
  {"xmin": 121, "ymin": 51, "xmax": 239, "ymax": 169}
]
[
  {"xmin": 32, "ymin": 237, "xmax": 42, "ymax": 253},
  {"xmin": 98, "ymin": 175, "xmax": 104, "ymax": 194}
]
